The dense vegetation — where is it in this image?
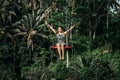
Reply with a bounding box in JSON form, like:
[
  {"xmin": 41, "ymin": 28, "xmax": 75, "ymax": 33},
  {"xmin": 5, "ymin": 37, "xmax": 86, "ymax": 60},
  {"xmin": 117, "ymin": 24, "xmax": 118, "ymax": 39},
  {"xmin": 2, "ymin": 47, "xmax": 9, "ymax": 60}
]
[{"xmin": 0, "ymin": 0, "xmax": 120, "ymax": 80}]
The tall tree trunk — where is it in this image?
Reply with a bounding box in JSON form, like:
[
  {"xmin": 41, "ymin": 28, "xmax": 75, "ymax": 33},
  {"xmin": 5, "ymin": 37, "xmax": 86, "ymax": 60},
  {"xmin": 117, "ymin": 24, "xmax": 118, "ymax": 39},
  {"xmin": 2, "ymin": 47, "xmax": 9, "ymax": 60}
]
[
  {"xmin": 71, "ymin": 0, "xmax": 76, "ymax": 15},
  {"xmin": 106, "ymin": 0, "xmax": 112, "ymax": 52},
  {"xmin": 12, "ymin": 41, "xmax": 16, "ymax": 79},
  {"xmin": 106, "ymin": 0, "xmax": 110, "ymax": 42},
  {"xmin": 89, "ymin": 19, "xmax": 92, "ymax": 37},
  {"xmin": 32, "ymin": 0, "xmax": 35, "ymax": 18},
  {"xmin": 39, "ymin": 0, "xmax": 43, "ymax": 9},
  {"xmin": 93, "ymin": 18, "xmax": 97, "ymax": 40}
]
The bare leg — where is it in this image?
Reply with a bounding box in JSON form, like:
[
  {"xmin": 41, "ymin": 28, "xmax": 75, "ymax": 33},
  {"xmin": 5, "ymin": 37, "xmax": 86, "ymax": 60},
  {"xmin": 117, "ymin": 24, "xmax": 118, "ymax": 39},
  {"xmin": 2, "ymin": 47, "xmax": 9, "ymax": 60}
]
[
  {"xmin": 56, "ymin": 43, "xmax": 61, "ymax": 59},
  {"xmin": 61, "ymin": 44, "xmax": 65, "ymax": 60}
]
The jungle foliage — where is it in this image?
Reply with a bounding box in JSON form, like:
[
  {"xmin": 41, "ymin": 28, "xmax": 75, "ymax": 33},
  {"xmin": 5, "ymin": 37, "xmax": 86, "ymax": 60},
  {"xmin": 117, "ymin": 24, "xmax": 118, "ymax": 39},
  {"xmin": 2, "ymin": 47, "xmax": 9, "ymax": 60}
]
[{"xmin": 0, "ymin": 0, "xmax": 120, "ymax": 80}]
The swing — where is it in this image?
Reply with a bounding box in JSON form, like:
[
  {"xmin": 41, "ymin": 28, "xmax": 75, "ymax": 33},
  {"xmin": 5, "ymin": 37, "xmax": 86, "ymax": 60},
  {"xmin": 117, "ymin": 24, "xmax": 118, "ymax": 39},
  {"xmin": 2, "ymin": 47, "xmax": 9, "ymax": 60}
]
[
  {"xmin": 50, "ymin": 34, "xmax": 72, "ymax": 68},
  {"xmin": 51, "ymin": 45, "xmax": 71, "ymax": 50},
  {"xmin": 50, "ymin": 0, "xmax": 72, "ymax": 50},
  {"xmin": 47, "ymin": 0, "xmax": 73, "ymax": 68},
  {"xmin": 49, "ymin": 23, "xmax": 72, "ymax": 68}
]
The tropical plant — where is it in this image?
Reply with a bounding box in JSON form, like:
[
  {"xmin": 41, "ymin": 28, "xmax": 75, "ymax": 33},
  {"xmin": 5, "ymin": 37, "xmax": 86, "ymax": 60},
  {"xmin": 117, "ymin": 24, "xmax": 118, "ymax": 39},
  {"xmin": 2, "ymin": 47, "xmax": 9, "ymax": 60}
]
[
  {"xmin": 0, "ymin": 0, "xmax": 16, "ymax": 39},
  {"xmin": 0, "ymin": 0, "xmax": 120, "ymax": 80},
  {"xmin": 11, "ymin": 2, "xmax": 52, "ymax": 61}
]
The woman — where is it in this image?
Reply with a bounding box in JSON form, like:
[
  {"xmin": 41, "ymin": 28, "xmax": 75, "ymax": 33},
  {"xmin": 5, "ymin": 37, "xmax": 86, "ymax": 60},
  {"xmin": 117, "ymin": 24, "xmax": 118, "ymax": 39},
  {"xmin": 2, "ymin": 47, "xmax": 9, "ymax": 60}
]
[{"xmin": 45, "ymin": 21, "xmax": 75, "ymax": 60}]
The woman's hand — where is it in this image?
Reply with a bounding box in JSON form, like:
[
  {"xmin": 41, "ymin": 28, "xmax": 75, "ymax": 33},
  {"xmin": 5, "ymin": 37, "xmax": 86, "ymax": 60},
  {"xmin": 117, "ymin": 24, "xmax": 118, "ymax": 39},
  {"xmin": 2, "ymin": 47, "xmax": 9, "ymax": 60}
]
[
  {"xmin": 45, "ymin": 21, "xmax": 50, "ymax": 28},
  {"xmin": 45, "ymin": 21, "xmax": 48, "ymax": 25},
  {"xmin": 45, "ymin": 21, "xmax": 56, "ymax": 34}
]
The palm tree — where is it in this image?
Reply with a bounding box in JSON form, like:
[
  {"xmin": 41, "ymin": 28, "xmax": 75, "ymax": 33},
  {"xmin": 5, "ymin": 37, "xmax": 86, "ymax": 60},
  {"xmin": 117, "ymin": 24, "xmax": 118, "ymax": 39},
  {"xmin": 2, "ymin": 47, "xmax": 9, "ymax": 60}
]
[
  {"xmin": 12, "ymin": 1, "xmax": 52, "ymax": 61},
  {"xmin": 0, "ymin": 0, "xmax": 16, "ymax": 39}
]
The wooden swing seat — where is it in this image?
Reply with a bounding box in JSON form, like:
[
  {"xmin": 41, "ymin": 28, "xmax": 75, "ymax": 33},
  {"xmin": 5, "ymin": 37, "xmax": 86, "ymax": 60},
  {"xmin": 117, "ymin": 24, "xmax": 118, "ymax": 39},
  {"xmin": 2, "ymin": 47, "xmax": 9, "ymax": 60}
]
[{"xmin": 51, "ymin": 45, "xmax": 71, "ymax": 49}]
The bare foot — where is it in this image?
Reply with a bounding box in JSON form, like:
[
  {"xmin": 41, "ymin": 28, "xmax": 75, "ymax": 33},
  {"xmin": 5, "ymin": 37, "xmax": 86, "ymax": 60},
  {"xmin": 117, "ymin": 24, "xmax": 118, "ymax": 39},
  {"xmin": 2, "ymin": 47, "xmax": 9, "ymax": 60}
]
[
  {"xmin": 59, "ymin": 57, "xmax": 61, "ymax": 59},
  {"xmin": 61, "ymin": 57, "xmax": 64, "ymax": 60}
]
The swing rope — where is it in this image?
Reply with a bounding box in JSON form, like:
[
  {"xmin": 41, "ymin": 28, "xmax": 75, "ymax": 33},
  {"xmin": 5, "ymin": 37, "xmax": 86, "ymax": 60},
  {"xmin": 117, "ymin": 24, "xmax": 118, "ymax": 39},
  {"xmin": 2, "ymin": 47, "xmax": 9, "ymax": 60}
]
[
  {"xmin": 65, "ymin": 0, "xmax": 70, "ymax": 68},
  {"xmin": 48, "ymin": 24, "xmax": 54, "ymax": 45},
  {"xmin": 65, "ymin": 0, "xmax": 68, "ymax": 46},
  {"xmin": 47, "ymin": 10, "xmax": 54, "ymax": 45},
  {"xmin": 47, "ymin": 1, "xmax": 72, "ymax": 50}
]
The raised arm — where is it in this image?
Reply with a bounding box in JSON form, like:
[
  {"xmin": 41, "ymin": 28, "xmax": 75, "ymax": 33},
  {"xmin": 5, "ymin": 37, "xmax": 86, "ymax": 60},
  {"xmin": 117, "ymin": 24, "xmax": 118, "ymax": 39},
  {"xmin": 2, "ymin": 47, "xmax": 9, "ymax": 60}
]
[
  {"xmin": 64, "ymin": 24, "xmax": 76, "ymax": 35},
  {"xmin": 45, "ymin": 21, "xmax": 57, "ymax": 34}
]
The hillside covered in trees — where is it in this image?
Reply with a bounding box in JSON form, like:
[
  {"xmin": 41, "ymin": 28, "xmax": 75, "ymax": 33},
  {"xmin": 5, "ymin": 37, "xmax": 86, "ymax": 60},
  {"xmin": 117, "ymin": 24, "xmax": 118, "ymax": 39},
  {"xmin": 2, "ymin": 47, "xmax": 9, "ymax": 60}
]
[{"xmin": 0, "ymin": 0, "xmax": 120, "ymax": 80}]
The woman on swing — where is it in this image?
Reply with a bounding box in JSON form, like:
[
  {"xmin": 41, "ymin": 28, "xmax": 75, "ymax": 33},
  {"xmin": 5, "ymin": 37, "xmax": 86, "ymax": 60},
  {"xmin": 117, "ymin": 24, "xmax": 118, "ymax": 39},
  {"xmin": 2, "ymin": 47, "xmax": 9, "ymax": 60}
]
[{"xmin": 45, "ymin": 21, "xmax": 75, "ymax": 60}]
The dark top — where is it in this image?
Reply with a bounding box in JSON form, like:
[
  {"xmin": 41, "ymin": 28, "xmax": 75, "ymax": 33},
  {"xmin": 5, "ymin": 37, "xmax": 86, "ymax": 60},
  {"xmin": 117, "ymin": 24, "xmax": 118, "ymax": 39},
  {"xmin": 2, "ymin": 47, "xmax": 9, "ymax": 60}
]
[{"xmin": 57, "ymin": 33, "xmax": 65, "ymax": 44}]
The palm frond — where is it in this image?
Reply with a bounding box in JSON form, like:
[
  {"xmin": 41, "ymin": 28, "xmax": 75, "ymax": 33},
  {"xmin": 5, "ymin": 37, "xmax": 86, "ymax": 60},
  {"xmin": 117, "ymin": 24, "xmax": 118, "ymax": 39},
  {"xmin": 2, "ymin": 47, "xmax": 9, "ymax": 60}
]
[
  {"xmin": 34, "ymin": 7, "xmax": 52, "ymax": 28},
  {"xmin": 39, "ymin": 7, "xmax": 52, "ymax": 22},
  {"xmin": 13, "ymin": 32, "xmax": 27, "ymax": 37},
  {"xmin": 37, "ymin": 9, "xmax": 42, "ymax": 15},
  {"xmin": 34, "ymin": 24, "xmax": 45, "ymax": 30},
  {"xmin": 12, "ymin": 29, "xmax": 21, "ymax": 33},
  {"xmin": 27, "ymin": 34, "xmax": 33, "ymax": 51},
  {"xmin": 36, "ymin": 33, "xmax": 48, "ymax": 39},
  {"xmin": 12, "ymin": 20, "xmax": 22, "ymax": 27},
  {"xmin": 9, "ymin": 11, "xmax": 16, "ymax": 16}
]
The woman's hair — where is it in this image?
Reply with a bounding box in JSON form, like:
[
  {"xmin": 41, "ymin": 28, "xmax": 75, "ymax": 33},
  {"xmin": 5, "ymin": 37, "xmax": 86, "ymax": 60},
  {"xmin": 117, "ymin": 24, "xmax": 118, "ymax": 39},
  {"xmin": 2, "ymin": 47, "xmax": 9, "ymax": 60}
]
[{"xmin": 58, "ymin": 27, "xmax": 65, "ymax": 31}]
